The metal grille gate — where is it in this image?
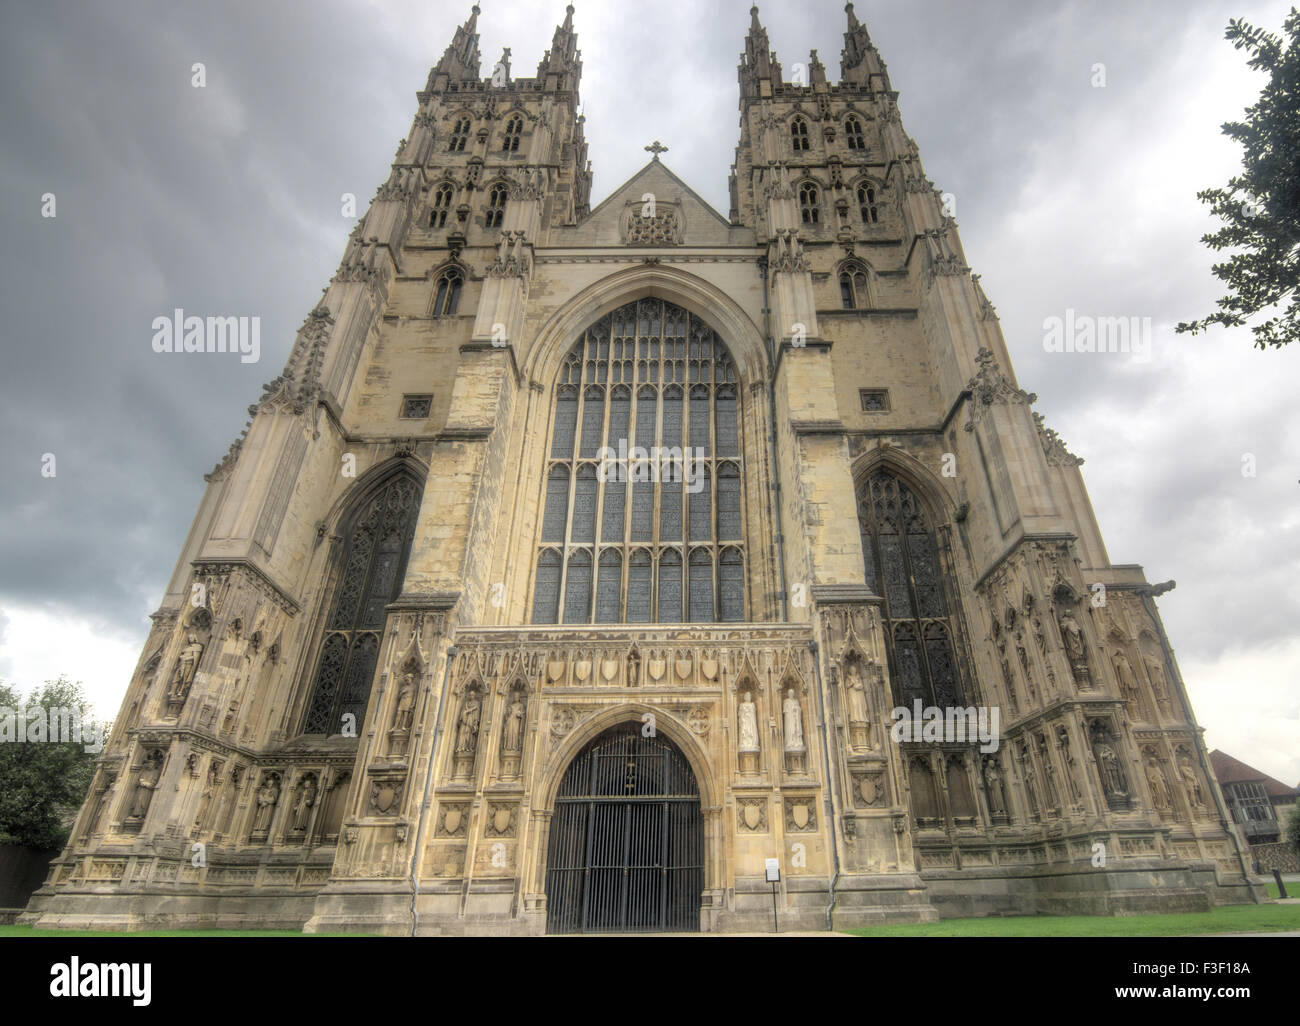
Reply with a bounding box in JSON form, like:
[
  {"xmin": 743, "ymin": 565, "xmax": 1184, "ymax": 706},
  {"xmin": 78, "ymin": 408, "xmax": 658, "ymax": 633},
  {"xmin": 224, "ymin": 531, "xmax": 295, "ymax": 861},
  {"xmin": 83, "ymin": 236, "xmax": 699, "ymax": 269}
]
[{"xmin": 545, "ymin": 725, "xmax": 703, "ymax": 933}]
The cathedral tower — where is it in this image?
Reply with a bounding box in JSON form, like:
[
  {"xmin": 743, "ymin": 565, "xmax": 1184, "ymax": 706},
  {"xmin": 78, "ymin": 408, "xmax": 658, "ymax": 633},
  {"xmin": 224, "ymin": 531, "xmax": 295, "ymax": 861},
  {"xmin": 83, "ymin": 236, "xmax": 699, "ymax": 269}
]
[{"xmin": 24, "ymin": 4, "xmax": 1258, "ymax": 934}]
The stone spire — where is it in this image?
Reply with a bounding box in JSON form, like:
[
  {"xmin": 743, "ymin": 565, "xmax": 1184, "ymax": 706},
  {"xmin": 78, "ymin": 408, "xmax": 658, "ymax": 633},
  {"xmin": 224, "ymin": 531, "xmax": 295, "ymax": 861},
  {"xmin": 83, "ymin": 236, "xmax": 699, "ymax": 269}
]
[
  {"xmin": 739, "ymin": 5, "xmax": 783, "ymax": 99},
  {"xmin": 429, "ymin": 4, "xmax": 482, "ymax": 88},
  {"xmin": 840, "ymin": 2, "xmax": 891, "ymax": 91},
  {"xmin": 537, "ymin": 4, "xmax": 582, "ymax": 92}
]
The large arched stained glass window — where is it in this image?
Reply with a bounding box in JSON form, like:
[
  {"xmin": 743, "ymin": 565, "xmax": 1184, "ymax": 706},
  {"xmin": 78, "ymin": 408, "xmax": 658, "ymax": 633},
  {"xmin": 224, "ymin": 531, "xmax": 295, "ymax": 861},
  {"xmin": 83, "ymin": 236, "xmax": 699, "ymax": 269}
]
[
  {"xmin": 856, "ymin": 470, "xmax": 963, "ymax": 708},
  {"xmin": 533, "ymin": 298, "xmax": 745, "ymax": 624},
  {"xmin": 302, "ymin": 473, "xmax": 422, "ymax": 735}
]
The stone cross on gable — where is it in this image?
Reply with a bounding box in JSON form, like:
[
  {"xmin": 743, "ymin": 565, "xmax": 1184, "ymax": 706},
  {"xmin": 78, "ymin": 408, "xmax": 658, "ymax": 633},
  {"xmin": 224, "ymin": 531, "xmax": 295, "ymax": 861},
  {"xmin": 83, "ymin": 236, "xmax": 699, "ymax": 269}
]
[{"xmin": 645, "ymin": 140, "xmax": 669, "ymax": 159}]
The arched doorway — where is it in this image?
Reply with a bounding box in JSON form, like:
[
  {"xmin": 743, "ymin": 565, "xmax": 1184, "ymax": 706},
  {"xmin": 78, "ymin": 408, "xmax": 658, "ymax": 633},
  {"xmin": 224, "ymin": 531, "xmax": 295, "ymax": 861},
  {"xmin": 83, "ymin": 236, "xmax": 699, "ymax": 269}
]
[{"xmin": 545, "ymin": 723, "xmax": 704, "ymax": 933}]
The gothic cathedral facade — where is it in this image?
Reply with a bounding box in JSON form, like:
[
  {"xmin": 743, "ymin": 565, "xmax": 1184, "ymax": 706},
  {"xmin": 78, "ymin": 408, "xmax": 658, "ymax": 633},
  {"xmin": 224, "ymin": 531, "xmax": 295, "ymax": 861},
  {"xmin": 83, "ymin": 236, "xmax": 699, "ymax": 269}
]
[{"xmin": 24, "ymin": 5, "xmax": 1260, "ymax": 933}]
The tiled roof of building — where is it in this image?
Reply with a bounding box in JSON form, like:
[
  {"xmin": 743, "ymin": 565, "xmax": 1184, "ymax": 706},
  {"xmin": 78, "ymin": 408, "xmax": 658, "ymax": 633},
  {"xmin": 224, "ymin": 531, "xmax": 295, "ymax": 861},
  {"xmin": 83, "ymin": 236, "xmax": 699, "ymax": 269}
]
[{"xmin": 1209, "ymin": 749, "xmax": 1300, "ymax": 800}]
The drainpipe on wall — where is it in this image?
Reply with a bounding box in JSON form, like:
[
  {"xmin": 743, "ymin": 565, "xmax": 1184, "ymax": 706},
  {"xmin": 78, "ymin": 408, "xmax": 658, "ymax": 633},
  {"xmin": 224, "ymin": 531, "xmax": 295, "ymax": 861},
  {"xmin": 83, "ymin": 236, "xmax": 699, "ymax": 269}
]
[
  {"xmin": 809, "ymin": 639, "xmax": 842, "ymax": 931},
  {"xmin": 758, "ymin": 256, "xmax": 788, "ymax": 623},
  {"xmin": 409, "ymin": 644, "xmax": 458, "ymax": 936}
]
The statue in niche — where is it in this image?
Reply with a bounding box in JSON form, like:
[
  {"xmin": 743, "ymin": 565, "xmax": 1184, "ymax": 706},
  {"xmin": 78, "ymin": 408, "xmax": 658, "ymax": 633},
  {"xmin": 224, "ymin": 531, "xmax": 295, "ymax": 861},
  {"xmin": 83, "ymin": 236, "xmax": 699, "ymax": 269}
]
[
  {"xmin": 253, "ymin": 774, "xmax": 281, "ymax": 836},
  {"xmin": 845, "ymin": 662, "xmax": 870, "ymax": 726},
  {"xmin": 392, "ymin": 671, "xmax": 416, "ymax": 732},
  {"xmin": 1019, "ymin": 748, "xmax": 1040, "ymax": 815},
  {"xmin": 1038, "ymin": 738, "xmax": 1061, "ymax": 810},
  {"xmin": 782, "ymin": 689, "xmax": 804, "ymax": 752},
  {"xmin": 1178, "ymin": 756, "xmax": 1205, "ymax": 808},
  {"xmin": 983, "ymin": 757, "xmax": 1007, "ymax": 818},
  {"xmin": 169, "ymin": 633, "xmax": 204, "ymax": 702},
  {"xmin": 502, "ymin": 692, "xmax": 526, "ymax": 753},
  {"xmin": 1095, "ymin": 741, "xmax": 1128, "ymax": 799},
  {"xmin": 1145, "ymin": 759, "xmax": 1170, "ymax": 809},
  {"xmin": 737, "ymin": 691, "xmax": 759, "ymax": 752},
  {"xmin": 627, "ymin": 649, "xmax": 640, "ymax": 687},
  {"xmin": 129, "ymin": 751, "xmax": 163, "ymax": 819},
  {"xmin": 291, "ymin": 775, "xmax": 317, "ymax": 832},
  {"xmin": 1058, "ymin": 610, "xmax": 1092, "ymax": 685},
  {"xmin": 1145, "ymin": 659, "xmax": 1172, "ymax": 711},
  {"xmin": 1113, "ymin": 653, "xmax": 1141, "ymax": 710},
  {"xmin": 456, "ymin": 692, "xmax": 482, "ymax": 754},
  {"xmin": 195, "ymin": 762, "xmax": 220, "ymax": 829},
  {"xmin": 1057, "ymin": 728, "xmax": 1083, "ymax": 802}
]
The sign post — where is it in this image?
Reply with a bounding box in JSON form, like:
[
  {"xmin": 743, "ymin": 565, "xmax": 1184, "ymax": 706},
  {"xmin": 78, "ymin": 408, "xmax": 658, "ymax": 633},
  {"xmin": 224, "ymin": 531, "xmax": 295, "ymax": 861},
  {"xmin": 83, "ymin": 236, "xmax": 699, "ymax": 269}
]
[{"xmin": 765, "ymin": 858, "xmax": 781, "ymax": 934}]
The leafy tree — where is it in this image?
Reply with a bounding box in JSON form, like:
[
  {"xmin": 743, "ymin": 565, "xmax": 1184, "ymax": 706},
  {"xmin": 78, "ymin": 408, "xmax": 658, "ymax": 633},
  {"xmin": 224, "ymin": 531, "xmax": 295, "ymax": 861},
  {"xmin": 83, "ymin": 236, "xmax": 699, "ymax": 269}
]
[
  {"xmin": 0, "ymin": 677, "xmax": 108, "ymax": 850},
  {"xmin": 1286, "ymin": 800, "xmax": 1300, "ymax": 855},
  {"xmin": 1177, "ymin": 9, "xmax": 1300, "ymax": 350}
]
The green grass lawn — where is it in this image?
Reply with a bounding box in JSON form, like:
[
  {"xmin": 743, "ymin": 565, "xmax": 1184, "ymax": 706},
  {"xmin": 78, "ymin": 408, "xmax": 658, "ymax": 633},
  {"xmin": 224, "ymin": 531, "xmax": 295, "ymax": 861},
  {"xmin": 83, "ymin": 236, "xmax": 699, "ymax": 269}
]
[{"xmin": 845, "ymin": 902, "xmax": 1300, "ymax": 937}]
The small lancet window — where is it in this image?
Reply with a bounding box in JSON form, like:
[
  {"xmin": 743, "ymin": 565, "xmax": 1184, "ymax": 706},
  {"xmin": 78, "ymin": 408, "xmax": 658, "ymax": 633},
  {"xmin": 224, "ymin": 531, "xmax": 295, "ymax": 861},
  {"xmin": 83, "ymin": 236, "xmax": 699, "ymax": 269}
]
[{"xmin": 432, "ymin": 269, "xmax": 463, "ymax": 317}]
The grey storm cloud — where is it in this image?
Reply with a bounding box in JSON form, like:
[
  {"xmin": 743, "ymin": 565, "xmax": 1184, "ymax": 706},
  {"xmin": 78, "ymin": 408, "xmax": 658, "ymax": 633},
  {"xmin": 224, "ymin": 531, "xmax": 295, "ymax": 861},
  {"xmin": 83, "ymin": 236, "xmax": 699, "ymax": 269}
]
[{"xmin": 0, "ymin": 0, "xmax": 1294, "ymax": 679}]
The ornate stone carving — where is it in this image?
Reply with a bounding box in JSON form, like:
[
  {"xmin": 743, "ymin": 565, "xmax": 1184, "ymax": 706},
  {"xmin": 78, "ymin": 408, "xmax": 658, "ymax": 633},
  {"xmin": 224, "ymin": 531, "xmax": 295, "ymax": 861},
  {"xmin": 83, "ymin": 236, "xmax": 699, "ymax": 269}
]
[
  {"xmin": 964, "ymin": 348, "xmax": 1036, "ymax": 432},
  {"xmin": 127, "ymin": 749, "xmax": 165, "ymax": 823},
  {"xmin": 291, "ymin": 773, "xmax": 318, "ymax": 833},
  {"xmin": 1034, "ymin": 412, "xmax": 1084, "ymax": 467},
  {"xmin": 737, "ymin": 798, "xmax": 768, "ymax": 832},
  {"xmin": 251, "ymin": 772, "xmax": 282, "ymax": 838}
]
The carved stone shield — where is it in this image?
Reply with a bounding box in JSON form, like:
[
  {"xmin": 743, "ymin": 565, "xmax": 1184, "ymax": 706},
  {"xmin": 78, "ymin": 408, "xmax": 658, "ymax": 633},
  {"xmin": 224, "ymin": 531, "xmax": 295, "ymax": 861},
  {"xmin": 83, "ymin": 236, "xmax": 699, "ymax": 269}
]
[
  {"xmin": 574, "ymin": 660, "xmax": 591, "ymax": 683},
  {"xmin": 859, "ymin": 776, "xmax": 879, "ymax": 806},
  {"xmin": 600, "ymin": 658, "xmax": 618, "ymax": 682},
  {"xmin": 701, "ymin": 658, "xmax": 719, "ymax": 681},
  {"xmin": 648, "ymin": 659, "xmax": 666, "ymax": 682},
  {"xmin": 493, "ymin": 806, "xmax": 512, "ymax": 835},
  {"xmin": 373, "ymin": 783, "xmax": 397, "ymax": 815},
  {"xmin": 792, "ymin": 803, "xmax": 809, "ymax": 829},
  {"xmin": 675, "ymin": 656, "xmax": 692, "ymax": 681},
  {"xmin": 443, "ymin": 807, "xmax": 462, "ymax": 835},
  {"xmin": 547, "ymin": 659, "xmax": 565, "ymax": 683},
  {"xmin": 743, "ymin": 803, "xmax": 761, "ymax": 830}
]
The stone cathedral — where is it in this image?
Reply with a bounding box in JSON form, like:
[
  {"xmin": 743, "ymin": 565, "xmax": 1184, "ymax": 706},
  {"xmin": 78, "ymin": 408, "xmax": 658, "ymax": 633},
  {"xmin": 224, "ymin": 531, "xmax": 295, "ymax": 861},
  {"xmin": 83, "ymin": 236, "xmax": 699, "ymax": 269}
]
[{"xmin": 25, "ymin": 4, "xmax": 1260, "ymax": 934}]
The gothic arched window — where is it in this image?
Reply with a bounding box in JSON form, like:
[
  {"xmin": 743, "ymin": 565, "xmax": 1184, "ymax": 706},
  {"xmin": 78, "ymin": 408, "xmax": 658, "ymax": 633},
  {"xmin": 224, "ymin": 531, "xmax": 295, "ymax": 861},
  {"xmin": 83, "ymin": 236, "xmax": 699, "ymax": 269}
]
[
  {"xmin": 839, "ymin": 262, "xmax": 869, "ymax": 309},
  {"xmin": 856, "ymin": 469, "xmax": 963, "ymax": 708},
  {"xmin": 858, "ymin": 182, "xmax": 879, "ymax": 224},
  {"xmin": 799, "ymin": 183, "xmax": 820, "ymax": 225},
  {"xmin": 533, "ymin": 298, "xmax": 745, "ymax": 624},
  {"xmin": 790, "ymin": 117, "xmax": 810, "ymax": 152},
  {"xmin": 845, "ymin": 116, "xmax": 866, "ymax": 151},
  {"xmin": 502, "ymin": 115, "xmax": 523, "ymax": 152},
  {"xmin": 430, "ymin": 183, "xmax": 454, "ymax": 228},
  {"xmin": 432, "ymin": 269, "xmax": 463, "ymax": 317},
  {"xmin": 486, "ymin": 183, "xmax": 508, "ymax": 228},
  {"xmin": 448, "ymin": 116, "xmax": 471, "ymax": 152},
  {"xmin": 302, "ymin": 472, "xmax": 422, "ymax": 735}
]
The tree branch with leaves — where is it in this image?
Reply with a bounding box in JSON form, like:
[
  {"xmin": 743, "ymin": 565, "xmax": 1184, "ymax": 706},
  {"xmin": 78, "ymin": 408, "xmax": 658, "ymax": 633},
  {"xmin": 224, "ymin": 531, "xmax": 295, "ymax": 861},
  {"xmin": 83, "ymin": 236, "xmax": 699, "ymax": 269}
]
[{"xmin": 1177, "ymin": 9, "xmax": 1300, "ymax": 350}]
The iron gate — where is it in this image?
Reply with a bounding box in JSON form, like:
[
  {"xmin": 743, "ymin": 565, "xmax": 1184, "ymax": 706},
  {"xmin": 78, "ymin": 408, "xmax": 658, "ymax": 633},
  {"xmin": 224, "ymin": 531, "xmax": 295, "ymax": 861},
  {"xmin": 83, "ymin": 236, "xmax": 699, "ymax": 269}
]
[{"xmin": 545, "ymin": 724, "xmax": 703, "ymax": 933}]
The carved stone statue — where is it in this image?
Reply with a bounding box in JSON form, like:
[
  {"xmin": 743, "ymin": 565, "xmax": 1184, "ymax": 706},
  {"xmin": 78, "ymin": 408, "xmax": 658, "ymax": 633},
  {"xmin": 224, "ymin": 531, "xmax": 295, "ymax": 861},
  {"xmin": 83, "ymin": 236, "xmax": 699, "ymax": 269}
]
[
  {"xmin": 737, "ymin": 691, "xmax": 759, "ymax": 752},
  {"xmin": 845, "ymin": 663, "xmax": 870, "ymax": 725},
  {"xmin": 1145, "ymin": 760, "xmax": 1169, "ymax": 809},
  {"xmin": 502, "ymin": 693, "xmax": 526, "ymax": 753},
  {"xmin": 456, "ymin": 694, "xmax": 482, "ymax": 754},
  {"xmin": 1095, "ymin": 742, "xmax": 1128, "ymax": 798},
  {"xmin": 782, "ymin": 689, "xmax": 804, "ymax": 752},
  {"xmin": 1145, "ymin": 659, "xmax": 1172, "ymax": 710},
  {"xmin": 195, "ymin": 763, "xmax": 219, "ymax": 830},
  {"xmin": 291, "ymin": 775, "xmax": 317, "ymax": 832},
  {"xmin": 1113, "ymin": 653, "xmax": 1141, "ymax": 708},
  {"xmin": 253, "ymin": 774, "xmax": 280, "ymax": 836},
  {"xmin": 129, "ymin": 753, "xmax": 162, "ymax": 819},
  {"xmin": 1179, "ymin": 758, "xmax": 1205, "ymax": 807},
  {"xmin": 392, "ymin": 672, "xmax": 416, "ymax": 732},
  {"xmin": 983, "ymin": 757, "xmax": 1007, "ymax": 817},
  {"xmin": 169, "ymin": 633, "xmax": 204, "ymax": 701},
  {"xmin": 627, "ymin": 649, "xmax": 640, "ymax": 687}
]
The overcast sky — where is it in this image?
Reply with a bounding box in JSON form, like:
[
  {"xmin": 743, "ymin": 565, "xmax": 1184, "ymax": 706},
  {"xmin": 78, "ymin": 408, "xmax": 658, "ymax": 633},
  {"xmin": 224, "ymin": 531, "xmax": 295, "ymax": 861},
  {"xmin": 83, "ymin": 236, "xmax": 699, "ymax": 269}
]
[{"xmin": 0, "ymin": 0, "xmax": 1295, "ymax": 785}]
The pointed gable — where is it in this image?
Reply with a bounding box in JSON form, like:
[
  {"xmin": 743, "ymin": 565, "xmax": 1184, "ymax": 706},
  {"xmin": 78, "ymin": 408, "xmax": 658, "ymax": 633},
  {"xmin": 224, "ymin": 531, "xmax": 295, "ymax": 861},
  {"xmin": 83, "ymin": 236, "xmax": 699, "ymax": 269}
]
[{"xmin": 564, "ymin": 159, "xmax": 739, "ymax": 247}]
